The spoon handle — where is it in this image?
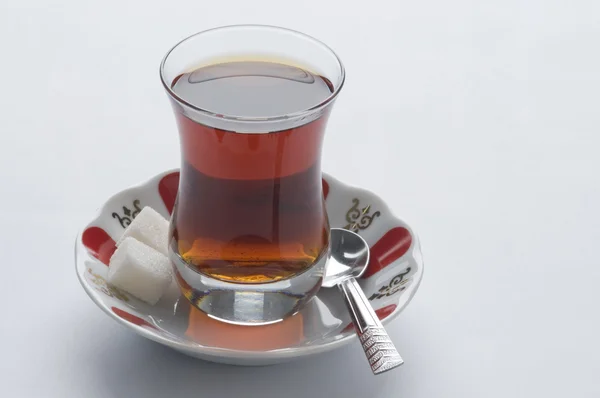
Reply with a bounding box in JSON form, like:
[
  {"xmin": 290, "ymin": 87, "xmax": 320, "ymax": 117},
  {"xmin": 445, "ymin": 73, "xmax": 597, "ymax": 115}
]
[{"xmin": 339, "ymin": 277, "xmax": 404, "ymax": 374}]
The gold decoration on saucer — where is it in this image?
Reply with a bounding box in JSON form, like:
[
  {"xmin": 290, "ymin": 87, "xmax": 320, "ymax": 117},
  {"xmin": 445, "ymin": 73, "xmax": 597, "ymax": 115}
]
[
  {"xmin": 112, "ymin": 199, "xmax": 143, "ymax": 228},
  {"xmin": 344, "ymin": 198, "xmax": 381, "ymax": 232},
  {"xmin": 368, "ymin": 268, "xmax": 412, "ymax": 301},
  {"xmin": 86, "ymin": 268, "xmax": 129, "ymax": 302}
]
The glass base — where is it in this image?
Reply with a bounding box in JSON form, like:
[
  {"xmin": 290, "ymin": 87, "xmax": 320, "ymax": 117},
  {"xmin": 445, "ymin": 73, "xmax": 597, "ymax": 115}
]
[{"xmin": 169, "ymin": 250, "xmax": 328, "ymax": 325}]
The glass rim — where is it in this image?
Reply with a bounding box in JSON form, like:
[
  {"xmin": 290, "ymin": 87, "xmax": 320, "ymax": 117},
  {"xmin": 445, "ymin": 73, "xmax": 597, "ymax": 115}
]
[{"xmin": 159, "ymin": 24, "xmax": 345, "ymax": 124}]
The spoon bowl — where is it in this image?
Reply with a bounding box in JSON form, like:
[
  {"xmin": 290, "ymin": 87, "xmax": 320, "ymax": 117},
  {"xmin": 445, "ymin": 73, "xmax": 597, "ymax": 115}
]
[{"xmin": 323, "ymin": 228, "xmax": 370, "ymax": 287}]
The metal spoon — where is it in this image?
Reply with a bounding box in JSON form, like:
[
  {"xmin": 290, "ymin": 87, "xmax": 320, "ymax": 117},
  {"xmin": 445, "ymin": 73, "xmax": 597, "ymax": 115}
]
[{"xmin": 323, "ymin": 228, "xmax": 404, "ymax": 374}]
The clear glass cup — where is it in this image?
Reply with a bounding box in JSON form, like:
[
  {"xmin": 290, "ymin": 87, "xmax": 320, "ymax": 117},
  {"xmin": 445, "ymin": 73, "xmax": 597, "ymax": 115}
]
[{"xmin": 160, "ymin": 25, "xmax": 345, "ymax": 325}]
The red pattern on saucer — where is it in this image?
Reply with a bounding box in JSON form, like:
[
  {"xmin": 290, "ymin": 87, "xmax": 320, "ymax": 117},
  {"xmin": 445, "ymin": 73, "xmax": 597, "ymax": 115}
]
[
  {"xmin": 363, "ymin": 227, "xmax": 412, "ymax": 278},
  {"xmin": 81, "ymin": 227, "xmax": 116, "ymax": 266},
  {"xmin": 322, "ymin": 178, "xmax": 330, "ymax": 200},
  {"xmin": 158, "ymin": 171, "xmax": 180, "ymax": 215},
  {"xmin": 112, "ymin": 307, "xmax": 157, "ymax": 329}
]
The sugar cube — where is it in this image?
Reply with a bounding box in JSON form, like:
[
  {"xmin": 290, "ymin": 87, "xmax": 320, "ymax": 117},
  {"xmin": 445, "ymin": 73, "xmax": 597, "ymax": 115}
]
[
  {"xmin": 108, "ymin": 237, "xmax": 172, "ymax": 305},
  {"xmin": 117, "ymin": 206, "xmax": 169, "ymax": 256}
]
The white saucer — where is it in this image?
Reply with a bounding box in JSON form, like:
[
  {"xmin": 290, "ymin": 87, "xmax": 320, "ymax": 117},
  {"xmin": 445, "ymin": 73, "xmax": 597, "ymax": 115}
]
[{"xmin": 75, "ymin": 170, "xmax": 423, "ymax": 366}]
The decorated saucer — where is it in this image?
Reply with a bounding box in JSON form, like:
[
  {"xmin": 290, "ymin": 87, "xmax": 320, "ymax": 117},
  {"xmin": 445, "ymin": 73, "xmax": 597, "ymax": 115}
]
[{"xmin": 75, "ymin": 170, "xmax": 423, "ymax": 366}]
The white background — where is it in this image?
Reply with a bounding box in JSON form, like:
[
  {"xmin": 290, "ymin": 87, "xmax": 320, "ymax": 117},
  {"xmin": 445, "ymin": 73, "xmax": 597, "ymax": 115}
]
[{"xmin": 1, "ymin": 0, "xmax": 599, "ymax": 397}]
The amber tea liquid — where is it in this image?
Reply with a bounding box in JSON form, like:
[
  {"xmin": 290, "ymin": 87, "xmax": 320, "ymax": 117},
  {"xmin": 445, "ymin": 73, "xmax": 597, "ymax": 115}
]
[{"xmin": 170, "ymin": 61, "xmax": 332, "ymax": 285}]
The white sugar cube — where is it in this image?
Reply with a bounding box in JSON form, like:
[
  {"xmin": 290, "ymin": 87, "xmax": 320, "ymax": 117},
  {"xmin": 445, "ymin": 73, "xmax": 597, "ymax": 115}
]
[
  {"xmin": 117, "ymin": 206, "xmax": 169, "ymax": 256},
  {"xmin": 108, "ymin": 237, "xmax": 172, "ymax": 305}
]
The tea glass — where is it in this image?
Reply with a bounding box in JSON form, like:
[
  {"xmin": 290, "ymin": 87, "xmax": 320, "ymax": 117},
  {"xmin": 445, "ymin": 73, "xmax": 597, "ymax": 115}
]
[{"xmin": 160, "ymin": 25, "xmax": 345, "ymax": 325}]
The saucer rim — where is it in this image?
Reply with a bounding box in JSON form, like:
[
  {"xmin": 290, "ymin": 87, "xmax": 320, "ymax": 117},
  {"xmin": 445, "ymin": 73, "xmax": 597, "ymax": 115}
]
[{"xmin": 75, "ymin": 169, "xmax": 424, "ymax": 360}]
